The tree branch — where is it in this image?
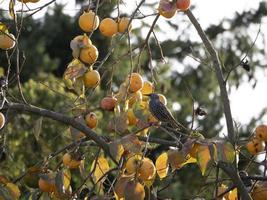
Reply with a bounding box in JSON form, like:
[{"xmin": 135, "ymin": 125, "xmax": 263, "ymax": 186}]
[
  {"xmin": 185, "ymin": 10, "xmax": 251, "ymax": 200},
  {"xmin": 185, "ymin": 10, "xmax": 235, "ymax": 143},
  {"xmin": 5, "ymin": 102, "xmax": 117, "ymax": 164}
]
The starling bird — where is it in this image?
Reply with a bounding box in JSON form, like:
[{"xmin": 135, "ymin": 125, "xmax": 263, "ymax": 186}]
[{"xmin": 148, "ymin": 93, "xmax": 182, "ymax": 129}]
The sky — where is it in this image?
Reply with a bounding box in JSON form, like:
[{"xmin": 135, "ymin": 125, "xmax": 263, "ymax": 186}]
[{"xmin": 1, "ymin": 0, "xmax": 267, "ymax": 130}]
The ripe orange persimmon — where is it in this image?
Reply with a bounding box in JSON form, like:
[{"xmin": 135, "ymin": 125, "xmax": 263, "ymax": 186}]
[
  {"xmin": 38, "ymin": 174, "xmax": 56, "ymax": 193},
  {"xmin": 252, "ymin": 181, "xmax": 267, "ymax": 200},
  {"xmin": 85, "ymin": 112, "xmax": 98, "ymax": 129},
  {"xmin": 127, "ymin": 73, "xmax": 144, "ymax": 93},
  {"xmin": 114, "ymin": 176, "xmax": 131, "ymax": 199},
  {"xmin": 79, "ymin": 44, "xmax": 98, "ymax": 64},
  {"xmin": 83, "ymin": 69, "xmax": 100, "ymax": 88},
  {"xmin": 141, "ymin": 81, "xmax": 154, "ymax": 95},
  {"xmin": 99, "ymin": 18, "xmax": 118, "ymax": 37},
  {"xmin": 158, "ymin": 8, "xmax": 176, "ymax": 19},
  {"xmin": 125, "ymin": 155, "xmax": 142, "ymax": 174},
  {"xmin": 176, "ymin": 0, "xmax": 191, "ymax": 11},
  {"xmin": 0, "ymin": 33, "xmax": 15, "ymax": 50},
  {"xmin": 118, "ymin": 17, "xmax": 132, "ymax": 33},
  {"xmin": 124, "ymin": 181, "xmax": 145, "ymax": 200},
  {"xmin": 0, "ymin": 112, "xmax": 5, "ymax": 129},
  {"xmin": 255, "ymin": 124, "xmax": 267, "ymax": 141},
  {"xmin": 100, "ymin": 96, "xmax": 117, "ymax": 111},
  {"xmin": 128, "ymin": 91, "xmax": 142, "ymax": 107},
  {"xmin": 63, "ymin": 153, "xmax": 82, "ymax": 169},
  {"xmin": 216, "ymin": 184, "xmax": 230, "ymax": 200},
  {"xmin": 228, "ymin": 188, "xmax": 237, "ymax": 200},
  {"xmin": 138, "ymin": 157, "xmax": 156, "ymax": 181},
  {"xmin": 246, "ymin": 138, "xmax": 265, "ymax": 155},
  {"xmin": 78, "ymin": 10, "xmax": 99, "ymax": 32}
]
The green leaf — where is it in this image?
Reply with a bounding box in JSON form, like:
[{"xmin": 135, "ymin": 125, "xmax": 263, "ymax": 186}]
[
  {"xmin": 216, "ymin": 141, "xmax": 235, "ymax": 163},
  {"xmin": 33, "ymin": 117, "xmax": 43, "ymax": 141}
]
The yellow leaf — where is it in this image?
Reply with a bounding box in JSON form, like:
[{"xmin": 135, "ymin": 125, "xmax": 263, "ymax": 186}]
[
  {"xmin": 6, "ymin": 182, "xmax": 20, "ymax": 199},
  {"xmin": 196, "ymin": 144, "xmax": 216, "ymax": 175},
  {"xmin": 155, "ymin": 152, "xmax": 169, "ymax": 179},
  {"xmin": 91, "ymin": 156, "xmax": 110, "ymax": 182},
  {"xmin": 9, "ymin": 0, "xmax": 16, "ymax": 20}
]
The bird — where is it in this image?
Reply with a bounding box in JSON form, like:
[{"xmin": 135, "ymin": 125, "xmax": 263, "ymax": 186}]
[{"xmin": 147, "ymin": 93, "xmax": 183, "ymax": 130}]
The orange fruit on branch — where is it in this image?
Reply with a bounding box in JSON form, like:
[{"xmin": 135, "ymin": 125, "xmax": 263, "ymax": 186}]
[
  {"xmin": 99, "ymin": 18, "xmax": 118, "ymax": 37},
  {"xmin": 124, "ymin": 180, "xmax": 145, "ymax": 200},
  {"xmin": 83, "ymin": 69, "xmax": 100, "ymax": 88},
  {"xmin": 100, "ymin": 96, "xmax": 117, "ymax": 111},
  {"xmin": 246, "ymin": 138, "xmax": 265, "ymax": 155},
  {"xmin": 138, "ymin": 157, "xmax": 156, "ymax": 181},
  {"xmin": 38, "ymin": 173, "xmax": 56, "ymax": 193},
  {"xmin": 78, "ymin": 10, "xmax": 99, "ymax": 32},
  {"xmin": 176, "ymin": 0, "xmax": 191, "ymax": 11},
  {"xmin": 63, "ymin": 152, "xmax": 82, "ymax": 169},
  {"xmin": 0, "ymin": 112, "xmax": 5, "ymax": 129},
  {"xmin": 0, "ymin": 33, "xmax": 15, "ymax": 50},
  {"xmin": 141, "ymin": 81, "xmax": 154, "ymax": 95},
  {"xmin": 79, "ymin": 44, "xmax": 99, "ymax": 64},
  {"xmin": 127, "ymin": 73, "xmax": 144, "ymax": 93},
  {"xmin": 125, "ymin": 154, "xmax": 142, "ymax": 174},
  {"xmin": 255, "ymin": 124, "xmax": 267, "ymax": 141},
  {"xmin": 118, "ymin": 17, "xmax": 132, "ymax": 33},
  {"xmin": 252, "ymin": 181, "xmax": 267, "ymax": 200},
  {"xmin": 85, "ymin": 112, "xmax": 98, "ymax": 129}
]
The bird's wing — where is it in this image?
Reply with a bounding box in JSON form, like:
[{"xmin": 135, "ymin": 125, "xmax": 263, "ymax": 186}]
[{"xmin": 157, "ymin": 102, "xmax": 183, "ymax": 128}]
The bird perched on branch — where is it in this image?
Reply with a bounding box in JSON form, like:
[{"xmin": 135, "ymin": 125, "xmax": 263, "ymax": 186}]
[{"xmin": 147, "ymin": 93, "xmax": 184, "ymax": 130}]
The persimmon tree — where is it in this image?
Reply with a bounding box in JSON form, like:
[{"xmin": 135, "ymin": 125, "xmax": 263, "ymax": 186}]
[{"xmin": 0, "ymin": 0, "xmax": 267, "ymax": 199}]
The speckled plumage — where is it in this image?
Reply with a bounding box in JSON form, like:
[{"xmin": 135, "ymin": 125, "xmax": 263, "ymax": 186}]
[{"xmin": 148, "ymin": 93, "xmax": 181, "ymax": 129}]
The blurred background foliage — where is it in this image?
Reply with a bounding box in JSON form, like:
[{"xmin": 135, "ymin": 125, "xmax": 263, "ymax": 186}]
[{"xmin": 0, "ymin": 0, "xmax": 267, "ymax": 199}]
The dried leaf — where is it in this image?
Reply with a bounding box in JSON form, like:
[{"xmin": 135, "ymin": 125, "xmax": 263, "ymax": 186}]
[
  {"xmin": 167, "ymin": 149, "xmax": 187, "ymax": 170},
  {"xmin": 155, "ymin": 152, "xmax": 169, "ymax": 179},
  {"xmin": 114, "ymin": 112, "xmax": 128, "ymax": 134},
  {"xmin": 109, "ymin": 141, "xmax": 124, "ymax": 162},
  {"xmin": 73, "ymin": 77, "xmax": 85, "ymax": 98},
  {"xmin": 91, "ymin": 156, "xmax": 110, "ymax": 182},
  {"xmin": 121, "ymin": 134, "xmax": 142, "ymax": 154},
  {"xmin": 33, "ymin": 117, "xmax": 43, "ymax": 141},
  {"xmin": 63, "ymin": 59, "xmax": 86, "ymax": 80}
]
